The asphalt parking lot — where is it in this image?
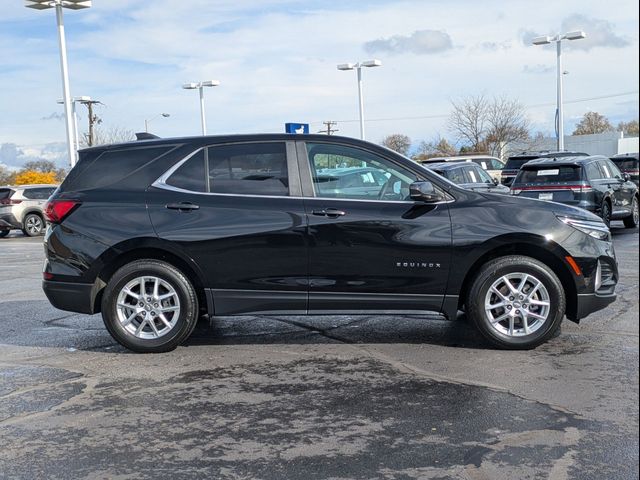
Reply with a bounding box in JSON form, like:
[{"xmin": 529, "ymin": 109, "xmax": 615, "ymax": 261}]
[{"xmin": 0, "ymin": 226, "xmax": 638, "ymax": 480}]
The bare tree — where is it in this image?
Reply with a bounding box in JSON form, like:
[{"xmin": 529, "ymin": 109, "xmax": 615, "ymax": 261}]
[
  {"xmin": 0, "ymin": 164, "xmax": 15, "ymax": 185},
  {"xmin": 573, "ymin": 112, "xmax": 614, "ymax": 135},
  {"xmin": 617, "ymin": 119, "xmax": 639, "ymax": 137},
  {"xmin": 448, "ymin": 94, "xmax": 530, "ymax": 157},
  {"xmin": 448, "ymin": 95, "xmax": 489, "ymax": 152},
  {"xmin": 412, "ymin": 135, "xmax": 457, "ymax": 161},
  {"xmin": 381, "ymin": 134, "xmax": 412, "ymax": 156},
  {"xmin": 80, "ymin": 126, "xmax": 135, "ymax": 147}
]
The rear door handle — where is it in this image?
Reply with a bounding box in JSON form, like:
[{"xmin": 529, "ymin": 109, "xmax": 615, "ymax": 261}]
[
  {"xmin": 312, "ymin": 208, "xmax": 346, "ymax": 218},
  {"xmin": 166, "ymin": 202, "xmax": 200, "ymax": 211}
]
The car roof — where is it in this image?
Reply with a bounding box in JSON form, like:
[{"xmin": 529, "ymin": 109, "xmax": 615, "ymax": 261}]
[
  {"xmin": 4, "ymin": 184, "xmax": 59, "ymax": 189},
  {"xmin": 611, "ymin": 152, "xmax": 638, "ymax": 160},
  {"xmin": 508, "ymin": 150, "xmax": 588, "ymax": 159},
  {"xmin": 427, "ymin": 155, "xmax": 499, "ymax": 161},
  {"xmin": 520, "ymin": 155, "xmax": 606, "ymax": 168},
  {"xmin": 423, "ymin": 162, "xmax": 472, "ymax": 171}
]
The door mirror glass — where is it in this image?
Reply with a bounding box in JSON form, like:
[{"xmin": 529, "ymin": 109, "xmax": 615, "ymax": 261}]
[
  {"xmin": 409, "ymin": 181, "xmax": 444, "ymax": 203},
  {"xmin": 623, "ymin": 172, "xmax": 631, "ymax": 182}
]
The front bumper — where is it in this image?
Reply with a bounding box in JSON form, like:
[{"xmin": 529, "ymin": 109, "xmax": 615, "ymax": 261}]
[
  {"xmin": 570, "ymin": 292, "xmax": 616, "ymax": 321},
  {"xmin": 42, "ymin": 280, "xmax": 97, "ymax": 314}
]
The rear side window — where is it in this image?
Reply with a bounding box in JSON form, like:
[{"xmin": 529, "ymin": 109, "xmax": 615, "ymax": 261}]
[
  {"xmin": 165, "ymin": 142, "xmax": 289, "ymax": 196},
  {"xmin": 0, "ymin": 188, "xmax": 13, "ymax": 200},
  {"xmin": 22, "ymin": 187, "xmax": 56, "ymax": 200},
  {"xmin": 62, "ymin": 146, "xmax": 174, "ymax": 191},
  {"xmin": 516, "ymin": 166, "xmax": 582, "ymax": 184},
  {"xmin": 447, "ymin": 168, "xmax": 465, "ymax": 184}
]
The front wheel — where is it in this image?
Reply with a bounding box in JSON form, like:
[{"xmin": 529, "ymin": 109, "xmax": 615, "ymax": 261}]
[
  {"xmin": 600, "ymin": 201, "xmax": 611, "ymax": 227},
  {"xmin": 101, "ymin": 260, "xmax": 199, "ymax": 353},
  {"xmin": 623, "ymin": 196, "xmax": 639, "ymax": 228},
  {"xmin": 466, "ymin": 256, "xmax": 565, "ymax": 349}
]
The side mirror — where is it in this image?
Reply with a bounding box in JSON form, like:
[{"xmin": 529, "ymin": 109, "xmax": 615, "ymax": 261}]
[
  {"xmin": 493, "ymin": 177, "xmax": 499, "ymax": 185},
  {"xmin": 409, "ymin": 181, "xmax": 444, "ymax": 203},
  {"xmin": 623, "ymin": 173, "xmax": 631, "ymax": 182}
]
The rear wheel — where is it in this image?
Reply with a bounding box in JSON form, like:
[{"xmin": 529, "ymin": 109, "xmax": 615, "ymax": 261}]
[
  {"xmin": 466, "ymin": 255, "xmax": 565, "ymax": 349},
  {"xmin": 623, "ymin": 196, "xmax": 639, "ymax": 228},
  {"xmin": 600, "ymin": 200, "xmax": 611, "ymax": 227},
  {"xmin": 22, "ymin": 213, "xmax": 44, "ymax": 237},
  {"xmin": 101, "ymin": 260, "xmax": 199, "ymax": 353}
]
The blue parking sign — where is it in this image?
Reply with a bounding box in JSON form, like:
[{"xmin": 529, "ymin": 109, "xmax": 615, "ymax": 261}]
[{"xmin": 285, "ymin": 123, "xmax": 309, "ymax": 134}]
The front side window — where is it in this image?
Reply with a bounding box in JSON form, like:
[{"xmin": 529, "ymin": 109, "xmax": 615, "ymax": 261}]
[
  {"xmin": 604, "ymin": 160, "xmax": 623, "ymax": 180},
  {"xmin": 306, "ymin": 143, "xmax": 418, "ymax": 201},
  {"xmin": 584, "ymin": 162, "xmax": 602, "ymax": 180},
  {"xmin": 599, "ymin": 161, "xmax": 612, "ymax": 179},
  {"xmin": 165, "ymin": 142, "xmax": 289, "ymax": 196},
  {"xmin": 473, "ymin": 166, "xmax": 495, "ymax": 184},
  {"xmin": 491, "ymin": 159, "xmax": 505, "ymax": 170}
]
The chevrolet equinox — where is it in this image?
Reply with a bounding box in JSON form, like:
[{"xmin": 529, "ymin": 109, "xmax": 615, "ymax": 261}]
[{"xmin": 42, "ymin": 135, "xmax": 618, "ymax": 352}]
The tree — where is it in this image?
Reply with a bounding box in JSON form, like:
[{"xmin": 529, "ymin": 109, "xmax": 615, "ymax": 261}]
[
  {"xmin": 21, "ymin": 160, "xmax": 67, "ymax": 182},
  {"xmin": 13, "ymin": 170, "xmax": 57, "ymax": 185},
  {"xmin": 573, "ymin": 112, "xmax": 614, "ymax": 135},
  {"xmin": 448, "ymin": 95, "xmax": 530, "ymax": 157},
  {"xmin": 412, "ymin": 135, "xmax": 457, "ymax": 161},
  {"xmin": 80, "ymin": 126, "xmax": 136, "ymax": 147},
  {"xmin": 0, "ymin": 165, "xmax": 15, "ymax": 185},
  {"xmin": 617, "ymin": 119, "xmax": 639, "ymax": 137},
  {"xmin": 381, "ymin": 134, "xmax": 412, "ymax": 156}
]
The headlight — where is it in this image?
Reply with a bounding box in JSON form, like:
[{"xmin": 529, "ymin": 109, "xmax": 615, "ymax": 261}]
[{"xmin": 557, "ymin": 216, "xmax": 611, "ymax": 241}]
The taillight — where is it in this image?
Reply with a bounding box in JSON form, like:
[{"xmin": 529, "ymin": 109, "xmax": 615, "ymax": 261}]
[
  {"xmin": 0, "ymin": 199, "xmax": 22, "ymax": 205},
  {"xmin": 44, "ymin": 200, "xmax": 80, "ymax": 223},
  {"xmin": 569, "ymin": 184, "xmax": 593, "ymax": 193}
]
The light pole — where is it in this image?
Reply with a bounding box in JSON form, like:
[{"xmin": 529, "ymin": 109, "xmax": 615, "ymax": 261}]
[
  {"xmin": 145, "ymin": 113, "xmax": 170, "ymax": 133},
  {"xmin": 182, "ymin": 80, "xmax": 220, "ymax": 135},
  {"xmin": 25, "ymin": 0, "xmax": 91, "ymax": 167},
  {"xmin": 532, "ymin": 31, "xmax": 586, "ymax": 151},
  {"xmin": 57, "ymin": 95, "xmax": 90, "ymax": 153},
  {"xmin": 337, "ymin": 60, "xmax": 382, "ymax": 140}
]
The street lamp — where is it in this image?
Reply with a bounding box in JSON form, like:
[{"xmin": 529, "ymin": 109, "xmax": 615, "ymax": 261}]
[
  {"xmin": 182, "ymin": 80, "xmax": 220, "ymax": 135},
  {"xmin": 145, "ymin": 113, "xmax": 170, "ymax": 133},
  {"xmin": 57, "ymin": 96, "xmax": 90, "ymax": 153},
  {"xmin": 337, "ymin": 59, "xmax": 382, "ymax": 140},
  {"xmin": 532, "ymin": 30, "xmax": 586, "ymax": 151},
  {"xmin": 25, "ymin": 0, "xmax": 92, "ymax": 167}
]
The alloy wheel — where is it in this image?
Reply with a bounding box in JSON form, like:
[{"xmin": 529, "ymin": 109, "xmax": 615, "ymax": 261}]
[
  {"xmin": 484, "ymin": 272, "xmax": 551, "ymax": 337},
  {"xmin": 116, "ymin": 276, "xmax": 181, "ymax": 339},
  {"xmin": 26, "ymin": 215, "xmax": 43, "ymax": 235}
]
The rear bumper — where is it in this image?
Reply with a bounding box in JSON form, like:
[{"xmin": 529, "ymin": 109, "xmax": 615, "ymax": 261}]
[
  {"xmin": 0, "ymin": 213, "xmax": 20, "ymax": 229},
  {"xmin": 42, "ymin": 280, "xmax": 97, "ymax": 314},
  {"xmin": 570, "ymin": 292, "xmax": 616, "ymax": 321}
]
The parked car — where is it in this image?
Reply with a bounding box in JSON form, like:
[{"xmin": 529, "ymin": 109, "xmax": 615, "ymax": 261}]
[
  {"xmin": 419, "ymin": 155, "xmax": 505, "ymax": 182},
  {"xmin": 43, "ymin": 134, "xmax": 617, "ymax": 352},
  {"xmin": 501, "ymin": 151, "xmax": 588, "ymax": 187},
  {"xmin": 610, "ymin": 152, "xmax": 639, "ymax": 187},
  {"xmin": 0, "ymin": 184, "xmax": 58, "ymax": 238},
  {"xmin": 510, "ymin": 155, "xmax": 639, "ymax": 227},
  {"xmin": 423, "ymin": 161, "xmax": 510, "ymax": 194}
]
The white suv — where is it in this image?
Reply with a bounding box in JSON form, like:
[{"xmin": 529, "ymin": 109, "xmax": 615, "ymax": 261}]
[{"xmin": 0, "ymin": 184, "xmax": 58, "ymax": 237}]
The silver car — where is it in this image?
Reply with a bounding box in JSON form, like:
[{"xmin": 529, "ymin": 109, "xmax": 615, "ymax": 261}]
[{"xmin": 0, "ymin": 184, "xmax": 58, "ymax": 237}]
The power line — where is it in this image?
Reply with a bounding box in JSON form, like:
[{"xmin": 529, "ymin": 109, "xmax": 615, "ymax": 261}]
[
  {"xmin": 308, "ymin": 90, "xmax": 639, "ymax": 125},
  {"xmin": 318, "ymin": 120, "xmax": 339, "ymax": 135}
]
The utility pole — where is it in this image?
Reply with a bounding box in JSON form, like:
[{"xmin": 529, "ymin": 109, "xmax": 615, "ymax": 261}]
[
  {"xmin": 79, "ymin": 99, "xmax": 102, "ymax": 146},
  {"xmin": 318, "ymin": 121, "xmax": 339, "ymax": 135}
]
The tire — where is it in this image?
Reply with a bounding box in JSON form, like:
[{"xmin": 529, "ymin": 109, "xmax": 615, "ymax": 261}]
[
  {"xmin": 623, "ymin": 196, "xmax": 639, "ymax": 229},
  {"xmin": 101, "ymin": 259, "xmax": 199, "ymax": 353},
  {"xmin": 22, "ymin": 213, "xmax": 45, "ymax": 237},
  {"xmin": 600, "ymin": 200, "xmax": 611, "ymax": 228},
  {"xmin": 466, "ymin": 255, "xmax": 565, "ymax": 349},
  {"xmin": 0, "ymin": 230, "xmax": 9, "ymax": 238}
]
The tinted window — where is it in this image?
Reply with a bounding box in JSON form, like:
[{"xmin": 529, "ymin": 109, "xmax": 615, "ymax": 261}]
[
  {"xmin": 599, "ymin": 161, "xmax": 612, "ymax": 179},
  {"xmin": 612, "ymin": 158, "xmax": 638, "ymax": 171},
  {"xmin": 208, "ymin": 142, "xmax": 288, "ymax": 196},
  {"xmin": 474, "ymin": 166, "xmax": 494, "ymax": 183},
  {"xmin": 605, "ymin": 160, "xmax": 623, "ymax": 179},
  {"xmin": 446, "ymin": 168, "xmax": 466, "ymax": 184},
  {"xmin": 62, "ymin": 146, "xmax": 173, "ymax": 191},
  {"xmin": 0, "ymin": 189, "xmax": 13, "ymax": 199},
  {"xmin": 491, "ymin": 159, "xmax": 504, "ymax": 170},
  {"xmin": 166, "ymin": 149, "xmax": 207, "ymax": 192},
  {"xmin": 584, "ymin": 162, "xmax": 602, "ymax": 180},
  {"xmin": 306, "ymin": 143, "xmax": 417, "ymax": 201},
  {"xmin": 516, "ymin": 166, "xmax": 582, "ymax": 184},
  {"xmin": 23, "ymin": 187, "xmax": 56, "ymax": 200},
  {"xmin": 505, "ymin": 156, "xmax": 536, "ymax": 169}
]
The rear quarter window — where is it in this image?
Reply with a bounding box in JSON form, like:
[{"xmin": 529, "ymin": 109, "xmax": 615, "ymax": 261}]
[
  {"xmin": 516, "ymin": 166, "xmax": 582, "ymax": 184},
  {"xmin": 0, "ymin": 188, "xmax": 14, "ymax": 199}
]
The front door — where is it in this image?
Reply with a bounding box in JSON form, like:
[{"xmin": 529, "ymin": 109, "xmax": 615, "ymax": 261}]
[
  {"xmin": 147, "ymin": 141, "xmax": 308, "ymax": 314},
  {"xmin": 298, "ymin": 141, "xmax": 452, "ymax": 313}
]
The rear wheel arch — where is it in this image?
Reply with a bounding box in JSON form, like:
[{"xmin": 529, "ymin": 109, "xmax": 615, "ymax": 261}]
[
  {"xmin": 93, "ymin": 244, "xmax": 208, "ymax": 315},
  {"xmin": 456, "ymin": 240, "xmax": 578, "ymax": 320}
]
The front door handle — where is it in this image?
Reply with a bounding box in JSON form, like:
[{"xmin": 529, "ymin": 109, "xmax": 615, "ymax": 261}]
[
  {"xmin": 312, "ymin": 208, "xmax": 346, "ymax": 218},
  {"xmin": 166, "ymin": 202, "xmax": 200, "ymax": 211}
]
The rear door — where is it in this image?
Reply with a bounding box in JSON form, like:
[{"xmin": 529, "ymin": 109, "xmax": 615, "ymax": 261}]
[
  {"xmin": 147, "ymin": 141, "xmax": 308, "ymax": 315},
  {"xmin": 603, "ymin": 159, "xmax": 636, "ymax": 216},
  {"xmin": 298, "ymin": 140, "xmax": 452, "ymax": 313}
]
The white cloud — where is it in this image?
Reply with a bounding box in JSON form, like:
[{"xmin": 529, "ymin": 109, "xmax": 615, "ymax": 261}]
[{"xmin": 364, "ymin": 29, "xmax": 454, "ymax": 55}]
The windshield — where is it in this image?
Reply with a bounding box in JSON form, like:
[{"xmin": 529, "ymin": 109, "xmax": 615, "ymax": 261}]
[{"xmin": 515, "ymin": 166, "xmax": 583, "ymax": 184}]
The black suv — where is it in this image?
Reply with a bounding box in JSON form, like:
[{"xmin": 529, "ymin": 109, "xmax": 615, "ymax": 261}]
[
  {"xmin": 511, "ymin": 155, "xmax": 639, "ymax": 228},
  {"xmin": 611, "ymin": 153, "xmax": 639, "ymax": 187},
  {"xmin": 501, "ymin": 151, "xmax": 588, "ymax": 187},
  {"xmin": 423, "ymin": 162, "xmax": 510, "ymax": 194},
  {"xmin": 43, "ymin": 135, "xmax": 617, "ymax": 352}
]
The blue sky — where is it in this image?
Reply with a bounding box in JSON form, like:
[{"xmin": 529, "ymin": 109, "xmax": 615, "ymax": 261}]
[{"xmin": 0, "ymin": 0, "xmax": 638, "ymax": 168}]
